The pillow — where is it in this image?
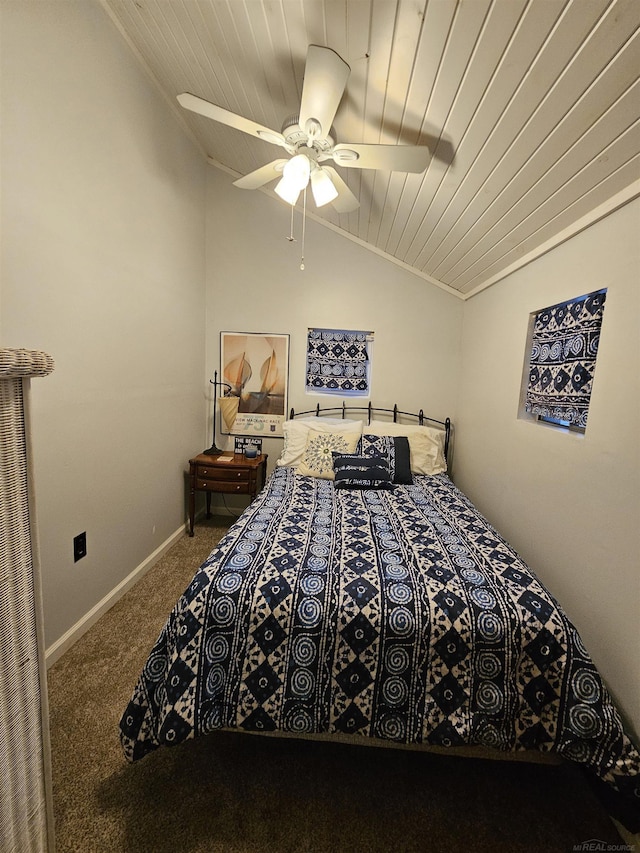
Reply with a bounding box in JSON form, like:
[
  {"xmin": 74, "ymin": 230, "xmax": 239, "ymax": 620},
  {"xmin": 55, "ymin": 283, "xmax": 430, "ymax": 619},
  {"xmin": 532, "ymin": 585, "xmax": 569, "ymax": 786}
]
[
  {"xmin": 332, "ymin": 453, "xmax": 393, "ymax": 490},
  {"xmin": 297, "ymin": 429, "xmax": 361, "ymax": 479},
  {"xmin": 366, "ymin": 420, "xmax": 447, "ymax": 475},
  {"xmin": 360, "ymin": 434, "xmax": 412, "ymax": 485},
  {"xmin": 277, "ymin": 418, "xmax": 363, "ymax": 468}
]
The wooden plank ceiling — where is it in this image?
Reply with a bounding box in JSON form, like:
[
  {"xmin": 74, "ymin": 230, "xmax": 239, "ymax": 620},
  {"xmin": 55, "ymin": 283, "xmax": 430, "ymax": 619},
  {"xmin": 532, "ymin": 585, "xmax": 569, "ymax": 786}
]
[{"xmin": 103, "ymin": 0, "xmax": 640, "ymax": 297}]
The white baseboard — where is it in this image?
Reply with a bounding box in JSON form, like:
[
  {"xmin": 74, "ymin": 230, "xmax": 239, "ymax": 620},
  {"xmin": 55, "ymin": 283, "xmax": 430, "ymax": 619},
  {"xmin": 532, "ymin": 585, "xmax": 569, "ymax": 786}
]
[{"xmin": 45, "ymin": 523, "xmax": 188, "ymax": 668}]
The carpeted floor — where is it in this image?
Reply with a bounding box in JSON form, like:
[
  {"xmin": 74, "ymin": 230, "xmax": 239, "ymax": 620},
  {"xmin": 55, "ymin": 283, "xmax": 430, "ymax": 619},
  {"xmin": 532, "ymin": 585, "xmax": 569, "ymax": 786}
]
[{"xmin": 48, "ymin": 515, "xmax": 626, "ymax": 853}]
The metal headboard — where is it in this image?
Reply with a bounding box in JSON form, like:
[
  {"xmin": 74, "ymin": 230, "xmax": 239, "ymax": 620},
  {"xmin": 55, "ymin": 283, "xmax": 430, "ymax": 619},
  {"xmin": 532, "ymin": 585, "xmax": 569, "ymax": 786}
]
[{"xmin": 289, "ymin": 402, "xmax": 451, "ymax": 464}]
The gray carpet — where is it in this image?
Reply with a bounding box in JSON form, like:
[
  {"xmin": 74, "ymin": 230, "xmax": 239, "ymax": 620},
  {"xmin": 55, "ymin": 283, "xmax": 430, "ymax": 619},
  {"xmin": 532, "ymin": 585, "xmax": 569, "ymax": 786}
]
[{"xmin": 48, "ymin": 515, "xmax": 625, "ymax": 853}]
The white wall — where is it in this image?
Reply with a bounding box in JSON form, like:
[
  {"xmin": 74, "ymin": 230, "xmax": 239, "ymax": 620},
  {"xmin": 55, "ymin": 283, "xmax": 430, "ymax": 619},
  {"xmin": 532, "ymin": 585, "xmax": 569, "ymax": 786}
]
[
  {"xmin": 455, "ymin": 200, "xmax": 640, "ymax": 738},
  {"xmin": 0, "ymin": 1, "xmax": 207, "ymax": 651},
  {"xmin": 205, "ymin": 166, "xmax": 464, "ymax": 482}
]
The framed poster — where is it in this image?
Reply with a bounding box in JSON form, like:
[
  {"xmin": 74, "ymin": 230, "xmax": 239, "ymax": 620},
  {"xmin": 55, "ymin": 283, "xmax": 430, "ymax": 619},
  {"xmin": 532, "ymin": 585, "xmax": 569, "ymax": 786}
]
[{"xmin": 219, "ymin": 332, "xmax": 289, "ymax": 437}]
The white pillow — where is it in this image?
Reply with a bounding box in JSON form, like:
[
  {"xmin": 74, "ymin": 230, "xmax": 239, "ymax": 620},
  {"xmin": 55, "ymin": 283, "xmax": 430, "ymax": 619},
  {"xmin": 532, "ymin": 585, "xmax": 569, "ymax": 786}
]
[
  {"xmin": 297, "ymin": 428, "xmax": 361, "ymax": 479},
  {"xmin": 366, "ymin": 420, "xmax": 447, "ymax": 475},
  {"xmin": 277, "ymin": 418, "xmax": 363, "ymax": 468}
]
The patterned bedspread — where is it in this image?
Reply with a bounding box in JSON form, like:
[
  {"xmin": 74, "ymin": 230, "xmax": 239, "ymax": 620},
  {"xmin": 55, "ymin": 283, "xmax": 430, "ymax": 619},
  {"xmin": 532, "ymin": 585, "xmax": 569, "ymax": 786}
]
[{"xmin": 120, "ymin": 468, "xmax": 640, "ymax": 829}]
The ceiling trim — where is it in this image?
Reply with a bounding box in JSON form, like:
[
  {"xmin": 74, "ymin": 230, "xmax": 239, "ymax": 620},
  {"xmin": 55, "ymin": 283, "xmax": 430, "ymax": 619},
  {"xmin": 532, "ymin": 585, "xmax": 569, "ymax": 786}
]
[
  {"xmin": 209, "ymin": 159, "xmax": 640, "ymax": 304},
  {"xmin": 461, "ymin": 179, "xmax": 640, "ymax": 300}
]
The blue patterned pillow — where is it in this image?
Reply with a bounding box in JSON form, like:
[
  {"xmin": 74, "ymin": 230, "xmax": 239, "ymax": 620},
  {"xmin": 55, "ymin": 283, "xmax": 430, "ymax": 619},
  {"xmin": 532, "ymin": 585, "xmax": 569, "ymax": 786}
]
[
  {"xmin": 360, "ymin": 434, "xmax": 412, "ymax": 484},
  {"xmin": 332, "ymin": 453, "xmax": 393, "ymax": 490}
]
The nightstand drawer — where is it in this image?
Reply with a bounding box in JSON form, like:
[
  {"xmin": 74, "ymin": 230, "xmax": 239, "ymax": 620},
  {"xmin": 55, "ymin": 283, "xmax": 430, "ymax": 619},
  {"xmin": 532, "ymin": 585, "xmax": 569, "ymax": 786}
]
[
  {"xmin": 197, "ymin": 465, "xmax": 249, "ymax": 482},
  {"xmin": 196, "ymin": 478, "xmax": 248, "ymax": 493}
]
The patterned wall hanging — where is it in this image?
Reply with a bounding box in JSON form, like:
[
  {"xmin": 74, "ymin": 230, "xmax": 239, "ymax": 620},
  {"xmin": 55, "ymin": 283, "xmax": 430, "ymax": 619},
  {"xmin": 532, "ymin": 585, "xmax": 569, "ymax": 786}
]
[
  {"xmin": 525, "ymin": 289, "xmax": 606, "ymax": 428},
  {"xmin": 306, "ymin": 329, "xmax": 373, "ymax": 396}
]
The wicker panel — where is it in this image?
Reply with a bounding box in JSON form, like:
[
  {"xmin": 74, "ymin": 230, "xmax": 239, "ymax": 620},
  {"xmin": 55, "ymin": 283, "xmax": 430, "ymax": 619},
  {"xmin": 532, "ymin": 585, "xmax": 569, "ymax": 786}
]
[{"xmin": 0, "ymin": 373, "xmax": 51, "ymax": 851}]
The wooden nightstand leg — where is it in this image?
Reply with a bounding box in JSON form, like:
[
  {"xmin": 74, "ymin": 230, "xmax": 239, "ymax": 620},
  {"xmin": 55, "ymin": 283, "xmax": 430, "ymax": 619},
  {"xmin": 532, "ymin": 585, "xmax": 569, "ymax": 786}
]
[
  {"xmin": 189, "ymin": 482, "xmax": 195, "ymax": 537},
  {"xmin": 206, "ymin": 491, "xmax": 212, "ymax": 518}
]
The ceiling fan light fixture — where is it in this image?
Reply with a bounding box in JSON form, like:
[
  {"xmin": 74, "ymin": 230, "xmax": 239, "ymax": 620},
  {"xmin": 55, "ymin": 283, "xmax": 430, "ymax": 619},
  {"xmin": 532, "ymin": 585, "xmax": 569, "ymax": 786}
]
[
  {"xmin": 274, "ymin": 176, "xmax": 301, "ymax": 206},
  {"xmin": 282, "ymin": 153, "xmax": 311, "ymax": 190},
  {"xmin": 310, "ymin": 168, "xmax": 338, "ymax": 207}
]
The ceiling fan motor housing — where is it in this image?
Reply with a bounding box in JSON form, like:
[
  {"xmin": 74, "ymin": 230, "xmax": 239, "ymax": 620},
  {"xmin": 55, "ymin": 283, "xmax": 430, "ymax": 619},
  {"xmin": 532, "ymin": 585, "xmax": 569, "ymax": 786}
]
[{"xmin": 281, "ymin": 114, "xmax": 335, "ymax": 155}]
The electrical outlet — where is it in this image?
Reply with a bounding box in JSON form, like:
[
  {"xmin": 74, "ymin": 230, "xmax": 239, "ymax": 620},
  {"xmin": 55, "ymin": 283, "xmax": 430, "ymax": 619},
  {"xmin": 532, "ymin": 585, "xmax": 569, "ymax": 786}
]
[{"xmin": 73, "ymin": 532, "xmax": 87, "ymax": 562}]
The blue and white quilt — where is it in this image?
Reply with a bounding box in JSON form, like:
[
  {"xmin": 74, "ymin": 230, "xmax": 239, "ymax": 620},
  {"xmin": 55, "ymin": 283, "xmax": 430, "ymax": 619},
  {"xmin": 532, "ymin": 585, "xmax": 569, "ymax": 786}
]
[{"xmin": 120, "ymin": 468, "xmax": 640, "ymax": 829}]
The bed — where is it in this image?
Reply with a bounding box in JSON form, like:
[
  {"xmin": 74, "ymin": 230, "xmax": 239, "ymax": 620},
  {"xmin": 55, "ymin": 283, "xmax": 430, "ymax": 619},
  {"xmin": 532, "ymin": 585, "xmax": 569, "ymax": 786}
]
[{"xmin": 119, "ymin": 406, "xmax": 640, "ymax": 831}]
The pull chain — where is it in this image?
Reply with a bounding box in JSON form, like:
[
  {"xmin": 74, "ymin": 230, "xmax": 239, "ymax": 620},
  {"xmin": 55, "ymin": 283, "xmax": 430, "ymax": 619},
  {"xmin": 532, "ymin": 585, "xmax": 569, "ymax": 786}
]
[
  {"xmin": 300, "ymin": 187, "xmax": 307, "ymax": 270},
  {"xmin": 286, "ymin": 204, "xmax": 296, "ymax": 242}
]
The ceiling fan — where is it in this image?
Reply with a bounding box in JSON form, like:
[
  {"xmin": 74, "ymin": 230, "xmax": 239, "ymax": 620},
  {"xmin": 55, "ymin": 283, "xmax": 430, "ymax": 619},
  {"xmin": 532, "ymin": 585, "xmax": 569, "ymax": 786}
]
[{"xmin": 177, "ymin": 45, "xmax": 431, "ymax": 213}]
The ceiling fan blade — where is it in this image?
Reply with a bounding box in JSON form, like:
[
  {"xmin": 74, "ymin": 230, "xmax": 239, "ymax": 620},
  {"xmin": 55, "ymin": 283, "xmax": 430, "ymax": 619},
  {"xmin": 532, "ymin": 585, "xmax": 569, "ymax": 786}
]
[
  {"xmin": 332, "ymin": 143, "xmax": 430, "ymax": 173},
  {"xmin": 177, "ymin": 93, "xmax": 287, "ymax": 148},
  {"xmin": 299, "ymin": 45, "xmax": 350, "ymax": 139},
  {"xmin": 233, "ymin": 159, "xmax": 288, "ymax": 189},
  {"xmin": 323, "ymin": 167, "xmax": 360, "ymax": 213}
]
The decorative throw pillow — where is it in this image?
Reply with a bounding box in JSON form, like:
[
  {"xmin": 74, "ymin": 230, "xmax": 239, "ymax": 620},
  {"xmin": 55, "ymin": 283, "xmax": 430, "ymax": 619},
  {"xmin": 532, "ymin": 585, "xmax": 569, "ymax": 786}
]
[
  {"xmin": 332, "ymin": 453, "xmax": 393, "ymax": 490},
  {"xmin": 360, "ymin": 434, "xmax": 412, "ymax": 484},
  {"xmin": 297, "ymin": 429, "xmax": 361, "ymax": 479},
  {"xmin": 366, "ymin": 420, "xmax": 447, "ymax": 475},
  {"xmin": 277, "ymin": 418, "xmax": 363, "ymax": 468}
]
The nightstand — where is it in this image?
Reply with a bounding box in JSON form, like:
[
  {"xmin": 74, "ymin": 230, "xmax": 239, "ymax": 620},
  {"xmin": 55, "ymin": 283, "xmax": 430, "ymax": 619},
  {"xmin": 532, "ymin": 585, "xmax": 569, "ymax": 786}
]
[{"xmin": 188, "ymin": 452, "xmax": 268, "ymax": 536}]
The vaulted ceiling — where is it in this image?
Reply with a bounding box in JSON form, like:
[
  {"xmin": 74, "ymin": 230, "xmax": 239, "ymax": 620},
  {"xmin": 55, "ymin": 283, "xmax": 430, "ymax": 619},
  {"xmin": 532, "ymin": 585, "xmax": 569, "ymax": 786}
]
[{"xmin": 103, "ymin": 0, "xmax": 640, "ymax": 298}]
